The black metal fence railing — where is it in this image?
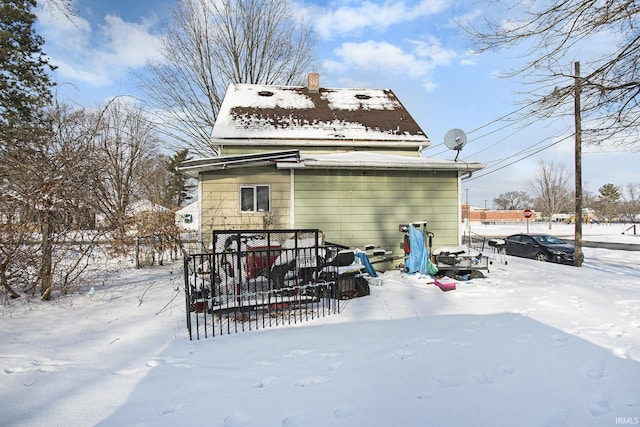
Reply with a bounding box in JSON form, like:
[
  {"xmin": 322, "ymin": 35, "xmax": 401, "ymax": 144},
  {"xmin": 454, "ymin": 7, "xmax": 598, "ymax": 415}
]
[
  {"xmin": 183, "ymin": 229, "xmax": 345, "ymax": 340},
  {"xmin": 462, "ymin": 229, "xmax": 488, "ymax": 253}
]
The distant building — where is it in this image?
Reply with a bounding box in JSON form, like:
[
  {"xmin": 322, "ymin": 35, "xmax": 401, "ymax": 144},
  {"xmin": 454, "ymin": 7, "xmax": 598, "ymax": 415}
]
[
  {"xmin": 175, "ymin": 201, "xmax": 199, "ymax": 231},
  {"xmin": 462, "ymin": 205, "xmax": 535, "ymax": 223}
]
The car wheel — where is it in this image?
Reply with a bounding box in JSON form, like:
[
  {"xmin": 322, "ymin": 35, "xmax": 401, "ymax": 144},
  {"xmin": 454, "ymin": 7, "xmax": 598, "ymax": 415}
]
[{"xmin": 535, "ymin": 252, "xmax": 548, "ymax": 262}]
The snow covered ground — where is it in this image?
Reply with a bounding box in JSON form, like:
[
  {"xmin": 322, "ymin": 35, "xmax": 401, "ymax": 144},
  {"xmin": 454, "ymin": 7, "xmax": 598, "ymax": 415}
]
[
  {"xmin": 469, "ymin": 221, "xmax": 640, "ymax": 244},
  {"xmin": 1, "ymin": 224, "xmax": 639, "ymax": 427}
]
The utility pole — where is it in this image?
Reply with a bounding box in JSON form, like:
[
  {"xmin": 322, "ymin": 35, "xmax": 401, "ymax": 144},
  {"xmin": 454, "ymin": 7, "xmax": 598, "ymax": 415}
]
[
  {"xmin": 574, "ymin": 61, "xmax": 583, "ymax": 267},
  {"xmin": 465, "ymin": 189, "xmax": 470, "ymax": 221}
]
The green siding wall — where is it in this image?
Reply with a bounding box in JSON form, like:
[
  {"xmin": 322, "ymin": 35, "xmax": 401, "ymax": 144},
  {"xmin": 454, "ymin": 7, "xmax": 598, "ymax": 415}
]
[
  {"xmin": 198, "ymin": 166, "xmax": 461, "ymax": 271},
  {"xmin": 293, "ymin": 169, "xmax": 460, "ymax": 265}
]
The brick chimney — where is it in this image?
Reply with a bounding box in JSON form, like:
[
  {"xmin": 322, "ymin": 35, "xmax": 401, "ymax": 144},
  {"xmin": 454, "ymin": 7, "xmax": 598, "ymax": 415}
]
[{"xmin": 308, "ymin": 72, "xmax": 319, "ymax": 93}]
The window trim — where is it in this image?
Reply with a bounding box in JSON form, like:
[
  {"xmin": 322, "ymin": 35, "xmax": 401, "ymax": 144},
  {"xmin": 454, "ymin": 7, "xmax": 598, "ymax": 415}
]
[{"xmin": 239, "ymin": 184, "xmax": 271, "ymax": 213}]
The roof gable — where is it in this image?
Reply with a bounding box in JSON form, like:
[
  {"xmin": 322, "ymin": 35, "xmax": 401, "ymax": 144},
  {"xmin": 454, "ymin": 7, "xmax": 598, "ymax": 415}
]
[{"xmin": 213, "ymin": 83, "xmax": 429, "ymax": 146}]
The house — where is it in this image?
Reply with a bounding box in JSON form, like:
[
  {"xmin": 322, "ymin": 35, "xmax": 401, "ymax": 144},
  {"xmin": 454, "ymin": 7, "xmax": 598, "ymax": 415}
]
[
  {"xmin": 175, "ymin": 201, "xmax": 199, "ymax": 231},
  {"xmin": 179, "ymin": 74, "xmax": 484, "ymax": 269}
]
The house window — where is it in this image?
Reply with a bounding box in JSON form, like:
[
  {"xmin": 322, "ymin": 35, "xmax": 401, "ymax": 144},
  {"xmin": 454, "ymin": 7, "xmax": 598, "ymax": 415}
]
[{"xmin": 240, "ymin": 185, "xmax": 270, "ymax": 212}]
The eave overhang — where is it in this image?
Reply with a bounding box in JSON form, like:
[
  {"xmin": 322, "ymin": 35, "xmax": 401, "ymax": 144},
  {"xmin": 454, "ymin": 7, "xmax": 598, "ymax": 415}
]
[
  {"xmin": 177, "ymin": 150, "xmax": 300, "ymax": 178},
  {"xmin": 178, "ymin": 149, "xmax": 484, "ymax": 178},
  {"xmin": 276, "ymin": 152, "xmax": 484, "ymax": 174}
]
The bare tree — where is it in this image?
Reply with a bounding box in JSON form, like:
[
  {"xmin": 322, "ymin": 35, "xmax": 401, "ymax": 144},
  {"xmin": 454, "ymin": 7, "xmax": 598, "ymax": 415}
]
[
  {"xmin": 0, "ymin": 192, "xmax": 35, "ymax": 301},
  {"xmin": 138, "ymin": 153, "xmax": 173, "ymax": 208},
  {"xmin": 1, "ymin": 101, "xmax": 104, "ymax": 301},
  {"xmin": 36, "ymin": 102, "xmax": 103, "ymax": 299},
  {"xmin": 621, "ymin": 182, "xmax": 640, "ymax": 222},
  {"xmin": 530, "ymin": 160, "xmax": 572, "ymax": 229},
  {"xmin": 92, "ymin": 101, "xmax": 160, "ymax": 237},
  {"xmin": 493, "ymin": 190, "xmax": 532, "ymax": 210},
  {"xmin": 135, "ymin": 0, "xmax": 316, "ymax": 155},
  {"xmin": 138, "ymin": 149, "xmax": 195, "ymax": 209},
  {"xmin": 465, "ymin": 1, "xmax": 640, "ymax": 147},
  {"xmin": 38, "ymin": 0, "xmax": 75, "ymax": 20}
]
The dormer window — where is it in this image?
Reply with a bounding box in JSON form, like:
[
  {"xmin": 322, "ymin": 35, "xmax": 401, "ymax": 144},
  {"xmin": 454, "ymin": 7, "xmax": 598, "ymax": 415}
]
[
  {"xmin": 258, "ymin": 90, "xmax": 274, "ymax": 97},
  {"xmin": 355, "ymin": 94, "xmax": 371, "ymax": 100}
]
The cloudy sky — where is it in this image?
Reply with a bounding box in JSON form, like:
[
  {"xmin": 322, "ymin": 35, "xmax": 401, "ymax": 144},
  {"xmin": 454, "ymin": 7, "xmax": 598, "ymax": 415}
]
[{"xmin": 35, "ymin": 0, "xmax": 638, "ymax": 208}]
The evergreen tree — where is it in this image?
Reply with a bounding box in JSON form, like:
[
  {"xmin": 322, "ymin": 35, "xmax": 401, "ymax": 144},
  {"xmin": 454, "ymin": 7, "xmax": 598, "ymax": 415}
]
[
  {"xmin": 0, "ymin": 0, "xmax": 54, "ymax": 134},
  {"xmin": 597, "ymin": 183, "xmax": 621, "ymax": 220},
  {"xmin": 166, "ymin": 148, "xmax": 194, "ymax": 207},
  {"xmin": 1, "ymin": 0, "xmax": 57, "ymax": 300}
]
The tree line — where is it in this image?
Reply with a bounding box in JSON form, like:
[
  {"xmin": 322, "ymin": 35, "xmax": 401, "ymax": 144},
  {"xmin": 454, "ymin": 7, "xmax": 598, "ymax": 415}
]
[
  {"xmin": 1, "ymin": 0, "xmax": 314, "ymax": 302},
  {"xmin": 1, "ymin": 95, "xmax": 195, "ymax": 301},
  {"xmin": 492, "ymin": 161, "xmax": 639, "ymax": 226},
  {"xmin": 1, "ymin": 1, "xmax": 195, "ymax": 301}
]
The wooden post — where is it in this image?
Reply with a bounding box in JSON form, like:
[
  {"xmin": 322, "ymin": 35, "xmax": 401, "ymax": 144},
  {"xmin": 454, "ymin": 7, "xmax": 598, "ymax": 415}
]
[{"xmin": 574, "ymin": 61, "xmax": 583, "ymax": 267}]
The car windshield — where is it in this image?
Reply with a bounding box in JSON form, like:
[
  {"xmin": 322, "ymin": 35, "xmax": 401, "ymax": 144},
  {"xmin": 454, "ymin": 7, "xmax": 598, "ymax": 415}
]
[{"xmin": 533, "ymin": 235, "xmax": 565, "ymax": 245}]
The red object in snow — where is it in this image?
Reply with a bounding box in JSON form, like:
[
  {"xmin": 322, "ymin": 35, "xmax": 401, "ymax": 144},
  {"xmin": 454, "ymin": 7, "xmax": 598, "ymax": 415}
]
[
  {"xmin": 434, "ymin": 277, "xmax": 456, "ymax": 292},
  {"xmin": 246, "ymin": 244, "xmax": 281, "ymax": 278}
]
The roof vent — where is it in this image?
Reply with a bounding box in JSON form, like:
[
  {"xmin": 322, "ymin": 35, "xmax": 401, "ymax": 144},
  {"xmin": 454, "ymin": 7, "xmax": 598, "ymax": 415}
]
[
  {"xmin": 258, "ymin": 90, "xmax": 274, "ymax": 97},
  {"xmin": 355, "ymin": 94, "xmax": 371, "ymax": 100}
]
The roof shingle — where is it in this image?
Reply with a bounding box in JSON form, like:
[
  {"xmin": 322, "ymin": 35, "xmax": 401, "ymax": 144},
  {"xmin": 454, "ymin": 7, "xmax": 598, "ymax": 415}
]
[{"xmin": 212, "ymin": 84, "xmax": 430, "ymax": 145}]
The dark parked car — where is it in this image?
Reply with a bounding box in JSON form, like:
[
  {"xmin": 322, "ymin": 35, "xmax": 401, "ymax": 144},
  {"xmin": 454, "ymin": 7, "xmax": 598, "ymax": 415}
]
[{"xmin": 503, "ymin": 233, "xmax": 580, "ymax": 265}]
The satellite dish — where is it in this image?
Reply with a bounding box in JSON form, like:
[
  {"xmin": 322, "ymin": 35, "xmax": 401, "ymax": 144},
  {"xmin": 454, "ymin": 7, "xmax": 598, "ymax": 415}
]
[{"xmin": 444, "ymin": 128, "xmax": 467, "ymax": 161}]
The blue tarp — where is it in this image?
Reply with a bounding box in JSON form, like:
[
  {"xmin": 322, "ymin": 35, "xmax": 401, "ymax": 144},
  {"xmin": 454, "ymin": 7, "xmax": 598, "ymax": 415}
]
[
  {"xmin": 405, "ymin": 224, "xmax": 429, "ymax": 275},
  {"xmin": 355, "ymin": 252, "xmax": 378, "ymax": 277}
]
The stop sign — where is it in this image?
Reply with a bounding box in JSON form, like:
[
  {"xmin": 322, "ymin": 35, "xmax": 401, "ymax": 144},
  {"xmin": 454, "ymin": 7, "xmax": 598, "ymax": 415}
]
[{"xmin": 523, "ymin": 209, "xmax": 533, "ymax": 219}]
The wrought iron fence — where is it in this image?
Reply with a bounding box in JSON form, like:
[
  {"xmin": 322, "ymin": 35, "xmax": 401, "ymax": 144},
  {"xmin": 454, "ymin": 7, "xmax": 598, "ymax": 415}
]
[
  {"xmin": 183, "ymin": 229, "xmax": 350, "ymax": 340},
  {"xmin": 462, "ymin": 229, "xmax": 488, "ymax": 253}
]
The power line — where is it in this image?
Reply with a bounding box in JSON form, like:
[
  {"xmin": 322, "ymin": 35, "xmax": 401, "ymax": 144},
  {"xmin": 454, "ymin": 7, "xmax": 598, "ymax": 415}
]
[
  {"xmin": 466, "ymin": 101, "xmax": 536, "ymax": 135},
  {"xmin": 464, "ymin": 124, "xmax": 529, "ymax": 160},
  {"xmin": 421, "ymin": 100, "xmax": 580, "ymax": 178},
  {"xmin": 465, "ymin": 132, "xmax": 574, "ymax": 181},
  {"xmin": 423, "ymin": 100, "xmax": 551, "ymax": 161}
]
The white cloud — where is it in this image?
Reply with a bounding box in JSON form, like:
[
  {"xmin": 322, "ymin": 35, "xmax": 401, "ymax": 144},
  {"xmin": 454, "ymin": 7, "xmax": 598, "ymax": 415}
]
[
  {"xmin": 37, "ymin": 9, "xmax": 163, "ymax": 88},
  {"xmin": 324, "ymin": 35, "xmax": 475, "ymax": 93},
  {"xmin": 53, "ymin": 60, "xmax": 112, "ymax": 87},
  {"xmin": 312, "ymin": 0, "xmax": 450, "ymax": 39},
  {"xmin": 459, "ymin": 49, "xmax": 478, "ymax": 66},
  {"xmin": 308, "ymin": 1, "xmax": 479, "ymax": 93},
  {"xmin": 326, "ymin": 40, "xmax": 443, "ymax": 91},
  {"xmin": 334, "ymin": 40, "xmax": 431, "ymax": 78},
  {"xmin": 322, "ymin": 59, "xmax": 349, "ymax": 75},
  {"xmin": 95, "ymin": 15, "xmax": 163, "ymax": 69},
  {"xmin": 37, "ymin": 4, "xmax": 92, "ymax": 52},
  {"xmin": 409, "ymin": 36, "xmax": 457, "ymax": 66},
  {"xmin": 450, "ymin": 8, "xmax": 483, "ymax": 27}
]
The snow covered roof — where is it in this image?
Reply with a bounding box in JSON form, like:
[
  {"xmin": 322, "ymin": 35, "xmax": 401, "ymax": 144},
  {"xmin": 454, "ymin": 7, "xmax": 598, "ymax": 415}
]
[
  {"xmin": 179, "ymin": 150, "xmax": 300, "ymax": 178},
  {"xmin": 279, "ymin": 151, "xmax": 484, "ymax": 173},
  {"xmin": 288, "ymin": 151, "xmax": 484, "ymax": 172},
  {"xmin": 175, "ymin": 201, "xmax": 198, "ymax": 216},
  {"xmin": 127, "ymin": 200, "xmax": 170, "ymax": 214},
  {"xmin": 212, "ymin": 82, "xmax": 430, "ymax": 147},
  {"xmin": 179, "ymin": 150, "xmax": 484, "ymax": 178}
]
